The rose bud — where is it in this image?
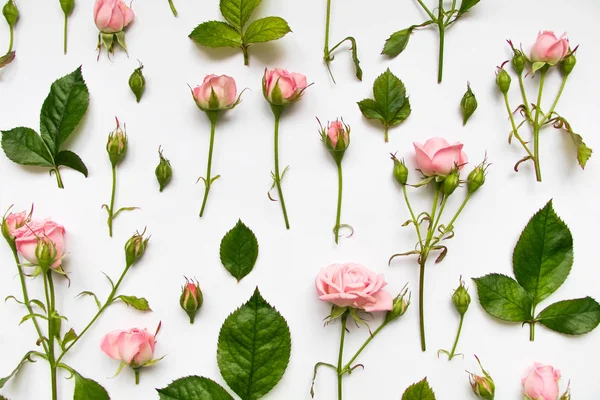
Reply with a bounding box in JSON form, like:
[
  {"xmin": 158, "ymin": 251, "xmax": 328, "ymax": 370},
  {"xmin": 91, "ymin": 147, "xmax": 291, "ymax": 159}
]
[
  {"xmin": 495, "ymin": 68, "xmax": 511, "ymax": 94},
  {"xmin": 59, "ymin": 0, "xmax": 75, "ymax": 16},
  {"xmin": 106, "ymin": 118, "xmax": 128, "ymax": 167},
  {"xmin": 530, "ymin": 31, "xmax": 569, "ymax": 66},
  {"xmin": 441, "ymin": 168, "xmax": 461, "ymax": 196},
  {"xmin": 561, "ymin": 53, "xmax": 576, "ymax": 76},
  {"xmin": 192, "ymin": 74, "xmax": 238, "ymax": 112},
  {"xmin": 2, "ymin": 0, "xmax": 18, "ymax": 28},
  {"xmin": 180, "ymin": 278, "xmax": 203, "ymax": 324},
  {"xmin": 320, "ymin": 119, "xmax": 350, "ymax": 164},
  {"xmin": 125, "ymin": 229, "xmax": 149, "ymax": 267},
  {"xmin": 262, "ymin": 68, "xmax": 308, "ymax": 107},
  {"xmin": 391, "ymin": 154, "xmax": 409, "ymax": 186},
  {"xmin": 467, "ymin": 160, "xmax": 487, "ymax": 194},
  {"xmin": 14, "ymin": 219, "xmax": 65, "ymax": 270},
  {"xmin": 460, "ymin": 82, "xmax": 477, "ymax": 126},
  {"xmin": 413, "ymin": 138, "xmax": 468, "ymax": 177},
  {"xmin": 129, "ymin": 63, "xmax": 146, "ymax": 103},
  {"xmin": 468, "ymin": 355, "xmax": 495, "ymax": 400},
  {"xmin": 1, "ymin": 209, "xmax": 28, "ymax": 241},
  {"xmin": 452, "ymin": 278, "xmax": 471, "ymax": 316},
  {"xmin": 560, "ymin": 384, "xmax": 571, "ymax": 400},
  {"xmin": 155, "ymin": 147, "xmax": 172, "ymax": 192},
  {"xmin": 385, "ymin": 287, "xmax": 410, "ymax": 323},
  {"xmin": 522, "ymin": 363, "xmax": 561, "ymax": 400},
  {"xmin": 94, "ymin": 0, "xmax": 134, "ymax": 34}
]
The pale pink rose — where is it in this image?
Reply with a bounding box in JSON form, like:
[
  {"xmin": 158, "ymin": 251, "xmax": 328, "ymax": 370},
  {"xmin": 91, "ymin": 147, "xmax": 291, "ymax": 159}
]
[
  {"xmin": 3, "ymin": 211, "xmax": 28, "ymax": 239},
  {"xmin": 327, "ymin": 120, "xmax": 348, "ymax": 148},
  {"xmin": 522, "ymin": 363, "xmax": 561, "ymax": 400},
  {"xmin": 263, "ymin": 68, "xmax": 307, "ymax": 105},
  {"xmin": 101, "ymin": 327, "xmax": 156, "ymax": 367},
  {"xmin": 192, "ymin": 75, "xmax": 237, "ymax": 110},
  {"xmin": 94, "ymin": 0, "xmax": 134, "ymax": 34},
  {"xmin": 14, "ymin": 220, "xmax": 65, "ymax": 269},
  {"xmin": 413, "ymin": 137, "xmax": 468, "ymax": 176},
  {"xmin": 530, "ymin": 31, "xmax": 569, "ymax": 65},
  {"xmin": 315, "ymin": 263, "xmax": 393, "ymax": 312}
]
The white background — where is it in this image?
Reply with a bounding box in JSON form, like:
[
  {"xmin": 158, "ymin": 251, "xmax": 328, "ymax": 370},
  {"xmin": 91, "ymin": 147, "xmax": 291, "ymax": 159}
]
[{"xmin": 0, "ymin": 0, "xmax": 599, "ymax": 399}]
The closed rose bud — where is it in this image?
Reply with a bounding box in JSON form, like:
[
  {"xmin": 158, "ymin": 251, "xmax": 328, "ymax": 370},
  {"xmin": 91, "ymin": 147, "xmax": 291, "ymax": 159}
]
[
  {"xmin": 35, "ymin": 237, "xmax": 58, "ymax": 271},
  {"xmin": 441, "ymin": 168, "xmax": 460, "ymax": 196},
  {"xmin": 327, "ymin": 120, "xmax": 349, "ymax": 151},
  {"xmin": 468, "ymin": 356, "xmax": 495, "ymax": 400},
  {"xmin": 561, "ymin": 54, "xmax": 576, "ymax": 76},
  {"xmin": 129, "ymin": 63, "xmax": 146, "ymax": 103},
  {"xmin": 3, "ymin": 0, "xmax": 18, "ymax": 27},
  {"xmin": 106, "ymin": 118, "xmax": 128, "ymax": 167},
  {"xmin": 385, "ymin": 288, "xmax": 410, "ymax": 323},
  {"xmin": 94, "ymin": 0, "xmax": 134, "ymax": 34},
  {"xmin": 391, "ymin": 154, "xmax": 408, "ymax": 185},
  {"xmin": 60, "ymin": 0, "xmax": 75, "ymax": 15},
  {"xmin": 511, "ymin": 51, "xmax": 526, "ymax": 75},
  {"xmin": 2, "ymin": 210, "xmax": 28, "ymax": 241},
  {"xmin": 496, "ymin": 68, "xmax": 511, "ymax": 94},
  {"xmin": 155, "ymin": 147, "xmax": 172, "ymax": 192},
  {"xmin": 193, "ymin": 74, "xmax": 237, "ymax": 111},
  {"xmin": 460, "ymin": 83, "xmax": 477, "ymax": 126},
  {"xmin": 560, "ymin": 384, "xmax": 571, "ymax": 400},
  {"xmin": 522, "ymin": 363, "xmax": 561, "ymax": 400},
  {"xmin": 530, "ymin": 31, "xmax": 569, "ymax": 65},
  {"xmin": 14, "ymin": 219, "xmax": 65, "ymax": 270},
  {"xmin": 263, "ymin": 68, "xmax": 308, "ymax": 106},
  {"xmin": 467, "ymin": 160, "xmax": 488, "ymax": 194},
  {"xmin": 180, "ymin": 278, "xmax": 203, "ymax": 324},
  {"xmin": 452, "ymin": 278, "xmax": 471, "ymax": 316},
  {"xmin": 125, "ymin": 230, "xmax": 149, "ymax": 267}
]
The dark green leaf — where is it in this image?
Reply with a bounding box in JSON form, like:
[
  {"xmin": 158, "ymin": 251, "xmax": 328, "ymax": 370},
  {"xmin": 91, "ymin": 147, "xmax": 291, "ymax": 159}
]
[
  {"xmin": 460, "ymin": 83, "xmax": 477, "ymax": 125},
  {"xmin": 0, "ymin": 51, "xmax": 15, "ymax": 68},
  {"xmin": 189, "ymin": 21, "xmax": 243, "ymax": 48},
  {"xmin": 382, "ymin": 28, "xmax": 413, "ymax": 58},
  {"xmin": 459, "ymin": 0, "xmax": 480, "ymax": 14},
  {"xmin": 217, "ymin": 288, "xmax": 291, "ymax": 399},
  {"xmin": 220, "ymin": 220, "xmax": 259, "ymax": 281},
  {"xmin": 73, "ymin": 373, "xmax": 110, "ymax": 400},
  {"xmin": 402, "ymin": 378, "xmax": 436, "ymax": 400},
  {"xmin": 0, "ymin": 352, "xmax": 34, "ymax": 389},
  {"xmin": 473, "ymin": 274, "xmax": 533, "ymax": 322},
  {"xmin": 389, "ymin": 98, "xmax": 411, "ymax": 126},
  {"xmin": 157, "ymin": 376, "xmax": 234, "ymax": 400},
  {"xmin": 1, "ymin": 127, "xmax": 54, "ymax": 167},
  {"xmin": 63, "ymin": 328, "xmax": 77, "ymax": 347},
  {"xmin": 244, "ymin": 17, "xmax": 291, "ymax": 44},
  {"xmin": 220, "ymin": 0, "xmax": 261, "ymax": 30},
  {"xmin": 357, "ymin": 99, "xmax": 385, "ymax": 122},
  {"xmin": 537, "ymin": 297, "xmax": 600, "ymax": 335},
  {"xmin": 513, "ymin": 200, "xmax": 573, "ymax": 305},
  {"xmin": 40, "ymin": 66, "xmax": 89, "ymax": 153},
  {"xmin": 54, "ymin": 150, "xmax": 88, "ymax": 177},
  {"xmin": 117, "ymin": 295, "xmax": 151, "ymax": 311}
]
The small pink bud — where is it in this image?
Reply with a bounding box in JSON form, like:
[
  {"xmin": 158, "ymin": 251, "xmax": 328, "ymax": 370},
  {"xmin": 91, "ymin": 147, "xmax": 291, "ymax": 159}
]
[
  {"xmin": 180, "ymin": 278, "xmax": 203, "ymax": 324},
  {"xmin": 94, "ymin": 0, "xmax": 134, "ymax": 34},
  {"xmin": 263, "ymin": 68, "xmax": 308, "ymax": 106},
  {"xmin": 2, "ymin": 210, "xmax": 28, "ymax": 240},
  {"xmin": 192, "ymin": 74, "xmax": 237, "ymax": 111}
]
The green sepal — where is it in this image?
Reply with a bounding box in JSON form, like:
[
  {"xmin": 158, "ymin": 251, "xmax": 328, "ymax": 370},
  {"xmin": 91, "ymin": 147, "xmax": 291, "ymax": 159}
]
[{"xmin": 115, "ymin": 31, "xmax": 127, "ymax": 52}]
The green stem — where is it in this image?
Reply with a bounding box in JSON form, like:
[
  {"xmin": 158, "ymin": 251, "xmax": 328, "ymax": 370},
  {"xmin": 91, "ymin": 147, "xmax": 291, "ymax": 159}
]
[
  {"xmin": 529, "ymin": 322, "xmax": 535, "ymax": 341},
  {"xmin": 424, "ymin": 184, "xmax": 441, "ymax": 244},
  {"xmin": 63, "ymin": 14, "xmax": 68, "ymax": 54},
  {"xmin": 337, "ymin": 313, "xmax": 348, "ymax": 400},
  {"xmin": 384, "ymin": 126, "xmax": 389, "ymax": 142},
  {"xmin": 418, "ymin": 256, "xmax": 427, "ymax": 351},
  {"xmin": 517, "ymin": 73, "xmax": 532, "ymax": 121},
  {"xmin": 503, "ymin": 93, "xmax": 535, "ymax": 160},
  {"xmin": 402, "ymin": 185, "xmax": 424, "ymax": 248},
  {"xmin": 44, "ymin": 272, "xmax": 58, "ymax": 400},
  {"xmin": 56, "ymin": 263, "xmax": 132, "ymax": 364},
  {"xmin": 540, "ymin": 75, "xmax": 568, "ymax": 126},
  {"xmin": 324, "ymin": 0, "xmax": 332, "ymax": 61},
  {"xmin": 7, "ymin": 25, "xmax": 13, "ymax": 53},
  {"xmin": 431, "ymin": 195, "xmax": 448, "ymax": 234},
  {"xmin": 447, "ymin": 314, "xmax": 464, "ymax": 359},
  {"xmin": 341, "ymin": 321, "xmax": 388, "ymax": 373},
  {"xmin": 437, "ymin": 0, "xmax": 445, "ymax": 84},
  {"xmin": 107, "ymin": 165, "xmax": 117, "ymax": 237},
  {"xmin": 532, "ymin": 70, "xmax": 547, "ymax": 182},
  {"xmin": 242, "ymin": 46, "xmax": 249, "ymax": 66},
  {"xmin": 272, "ymin": 108, "xmax": 290, "ymax": 229},
  {"xmin": 135, "ymin": 369, "xmax": 140, "ymax": 385},
  {"xmin": 334, "ymin": 160, "xmax": 343, "ymax": 244},
  {"xmin": 441, "ymin": 193, "xmax": 470, "ymax": 236},
  {"xmin": 199, "ymin": 116, "xmax": 218, "ymax": 217},
  {"xmin": 168, "ymin": 0, "xmax": 178, "ymax": 16},
  {"xmin": 416, "ymin": 0, "xmax": 436, "ymax": 20},
  {"xmin": 54, "ymin": 168, "xmax": 64, "ymax": 189}
]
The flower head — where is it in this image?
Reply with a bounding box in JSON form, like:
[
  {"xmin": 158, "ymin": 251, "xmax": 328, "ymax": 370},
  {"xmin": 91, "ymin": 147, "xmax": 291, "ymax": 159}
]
[
  {"xmin": 522, "ymin": 363, "xmax": 561, "ymax": 400},
  {"xmin": 193, "ymin": 74, "xmax": 238, "ymax": 111},
  {"xmin": 94, "ymin": 0, "xmax": 134, "ymax": 33},
  {"xmin": 14, "ymin": 219, "xmax": 65, "ymax": 269},
  {"xmin": 263, "ymin": 68, "xmax": 308, "ymax": 106},
  {"xmin": 413, "ymin": 137, "xmax": 468, "ymax": 177},
  {"xmin": 530, "ymin": 31, "xmax": 569, "ymax": 65}
]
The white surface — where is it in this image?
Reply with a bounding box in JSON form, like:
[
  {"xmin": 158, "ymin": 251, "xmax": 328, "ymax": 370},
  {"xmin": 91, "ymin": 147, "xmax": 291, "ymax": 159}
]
[{"xmin": 0, "ymin": 0, "xmax": 599, "ymax": 399}]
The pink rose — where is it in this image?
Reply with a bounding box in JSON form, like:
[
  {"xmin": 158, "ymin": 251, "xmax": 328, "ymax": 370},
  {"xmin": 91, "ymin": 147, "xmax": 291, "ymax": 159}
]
[
  {"xmin": 14, "ymin": 219, "xmax": 65, "ymax": 269},
  {"xmin": 327, "ymin": 120, "xmax": 349, "ymax": 148},
  {"xmin": 315, "ymin": 263, "xmax": 393, "ymax": 312},
  {"xmin": 413, "ymin": 137, "xmax": 468, "ymax": 176},
  {"xmin": 192, "ymin": 74, "xmax": 237, "ymax": 110},
  {"xmin": 530, "ymin": 31, "xmax": 569, "ymax": 65},
  {"xmin": 522, "ymin": 363, "xmax": 561, "ymax": 400},
  {"xmin": 94, "ymin": 0, "xmax": 134, "ymax": 34},
  {"xmin": 101, "ymin": 327, "xmax": 156, "ymax": 367},
  {"xmin": 3, "ymin": 210, "xmax": 28, "ymax": 239},
  {"xmin": 263, "ymin": 68, "xmax": 307, "ymax": 105}
]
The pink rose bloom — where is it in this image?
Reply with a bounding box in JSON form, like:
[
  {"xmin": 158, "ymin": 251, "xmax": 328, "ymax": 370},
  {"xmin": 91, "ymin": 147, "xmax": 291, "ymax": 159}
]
[
  {"xmin": 522, "ymin": 363, "xmax": 561, "ymax": 400},
  {"xmin": 3, "ymin": 211, "xmax": 28, "ymax": 239},
  {"xmin": 530, "ymin": 31, "xmax": 569, "ymax": 65},
  {"xmin": 315, "ymin": 263, "xmax": 393, "ymax": 312},
  {"xmin": 14, "ymin": 219, "xmax": 65, "ymax": 269},
  {"xmin": 263, "ymin": 68, "xmax": 307, "ymax": 105},
  {"xmin": 94, "ymin": 0, "xmax": 134, "ymax": 33},
  {"xmin": 327, "ymin": 120, "xmax": 349, "ymax": 148},
  {"xmin": 101, "ymin": 327, "xmax": 156, "ymax": 367},
  {"xmin": 193, "ymin": 75, "xmax": 237, "ymax": 110},
  {"xmin": 413, "ymin": 137, "xmax": 468, "ymax": 176}
]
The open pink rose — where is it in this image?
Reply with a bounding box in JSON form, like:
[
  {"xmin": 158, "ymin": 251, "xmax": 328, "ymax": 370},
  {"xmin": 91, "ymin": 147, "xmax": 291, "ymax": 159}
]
[
  {"xmin": 413, "ymin": 137, "xmax": 468, "ymax": 176},
  {"xmin": 522, "ymin": 363, "xmax": 561, "ymax": 400},
  {"xmin": 14, "ymin": 219, "xmax": 65, "ymax": 269},
  {"xmin": 316, "ymin": 263, "xmax": 393, "ymax": 312},
  {"xmin": 94, "ymin": 0, "xmax": 134, "ymax": 33},
  {"xmin": 530, "ymin": 31, "xmax": 569, "ymax": 65},
  {"xmin": 3, "ymin": 211, "xmax": 28, "ymax": 239},
  {"xmin": 193, "ymin": 75, "xmax": 237, "ymax": 111},
  {"xmin": 101, "ymin": 327, "xmax": 156, "ymax": 367},
  {"xmin": 263, "ymin": 68, "xmax": 307, "ymax": 105},
  {"xmin": 327, "ymin": 120, "xmax": 348, "ymax": 148}
]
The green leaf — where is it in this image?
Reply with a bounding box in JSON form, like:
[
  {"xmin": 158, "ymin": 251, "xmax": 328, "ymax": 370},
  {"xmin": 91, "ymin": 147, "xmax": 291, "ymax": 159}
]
[
  {"xmin": 117, "ymin": 295, "xmax": 152, "ymax": 311},
  {"xmin": 0, "ymin": 352, "xmax": 34, "ymax": 389},
  {"xmin": 459, "ymin": 0, "xmax": 480, "ymax": 14},
  {"xmin": 460, "ymin": 83, "xmax": 477, "ymax": 125},
  {"xmin": 73, "ymin": 373, "xmax": 110, "ymax": 400},
  {"xmin": 513, "ymin": 200, "xmax": 573, "ymax": 305},
  {"xmin": 537, "ymin": 297, "xmax": 600, "ymax": 335},
  {"xmin": 382, "ymin": 27, "xmax": 413, "ymax": 58},
  {"xmin": 402, "ymin": 378, "xmax": 436, "ymax": 400},
  {"xmin": 63, "ymin": 328, "xmax": 78, "ymax": 347},
  {"xmin": 157, "ymin": 376, "xmax": 234, "ymax": 400},
  {"xmin": 189, "ymin": 21, "xmax": 243, "ymax": 48},
  {"xmin": 77, "ymin": 291, "xmax": 102, "ymax": 309},
  {"xmin": 220, "ymin": 0, "xmax": 261, "ymax": 30},
  {"xmin": 1, "ymin": 127, "xmax": 54, "ymax": 167},
  {"xmin": 472, "ymin": 274, "xmax": 533, "ymax": 322},
  {"xmin": 217, "ymin": 288, "xmax": 291, "ymax": 399},
  {"xmin": 357, "ymin": 99, "xmax": 385, "ymax": 121},
  {"xmin": 244, "ymin": 17, "xmax": 291, "ymax": 44},
  {"xmin": 54, "ymin": 150, "xmax": 88, "ymax": 177},
  {"xmin": 531, "ymin": 61, "xmax": 546, "ymax": 74},
  {"xmin": 572, "ymin": 132, "xmax": 592, "ymax": 169},
  {"xmin": 389, "ymin": 99, "xmax": 411, "ymax": 126},
  {"xmin": 220, "ymin": 220, "xmax": 259, "ymax": 281},
  {"xmin": 40, "ymin": 66, "xmax": 89, "ymax": 153},
  {"xmin": 0, "ymin": 51, "xmax": 15, "ymax": 68}
]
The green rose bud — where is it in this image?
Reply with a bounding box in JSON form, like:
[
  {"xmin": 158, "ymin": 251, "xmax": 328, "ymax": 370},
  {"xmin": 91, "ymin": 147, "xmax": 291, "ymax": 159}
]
[
  {"xmin": 561, "ymin": 54, "xmax": 576, "ymax": 76},
  {"xmin": 441, "ymin": 168, "xmax": 460, "ymax": 196},
  {"xmin": 59, "ymin": 0, "xmax": 75, "ymax": 15},
  {"xmin": 460, "ymin": 82, "xmax": 477, "ymax": 126},
  {"xmin": 385, "ymin": 288, "xmax": 410, "ymax": 323},
  {"xmin": 125, "ymin": 229, "xmax": 149, "ymax": 267},
  {"xmin": 3, "ymin": 0, "xmax": 19, "ymax": 28},
  {"xmin": 35, "ymin": 237, "xmax": 58, "ymax": 271},
  {"xmin": 468, "ymin": 356, "xmax": 495, "ymax": 400},
  {"xmin": 511, "ymin": 51, "xmax": 526, "ymax": 75},
  {"xmin": 129, "ymin": 63, "xmax": 146, "ymax": 103},
  {"xmin": 495, "ymin": 68, "xmax": 511, "ymax": 94},
  {"xmin": 180, "ymin": 278, "xmax": 203, "ymax": 324},
  {"xmin": 467, "ymin": 160, "xmax": 488, "ymax": 194},
  {"xmin": 391, "ymin": 154, "xmax": 408, "ymax": 185},
  {"xmin": 155, "ymin": 147, "xmax": 172, "ymax": 192},
  {"xmin": 559, "ymin": 385, "xmax": 571, "ymax": 400},
  {"xmin": 106, "ymin": 118, "xmax": 128, "ymax": 167},
  {"xmin": 452, "ymin": 278, "xmax": 471, "ymax": 316}
]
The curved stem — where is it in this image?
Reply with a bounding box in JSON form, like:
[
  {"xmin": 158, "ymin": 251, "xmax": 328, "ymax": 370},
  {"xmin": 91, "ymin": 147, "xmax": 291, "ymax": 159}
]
[
  {"xmin": 441, "ymin": 193, "xmax": 470, "ymax": 237},
  {"xmin": 273, "ymin": 110, "xmax": 290, "ymax": 229},
  {"xmin": 44, "ymin": 272, "xmax": 58, "ymax": 400},
  {"xmin": 199, "ymin": 117, "xmax": 217, "ymax": 217},
  {"xmin": 63, "ymin": 14, "xmax": 68, "ymax": 54},
  {"xmin": 168, "ymin": 0, "xmax": 178, "ymax": 16},
  {"xmin": 341, "ymin": 321, "xmax": 388, "ymax": 373},
  {"xmin": 517, "ymin": 73, "xmax": 532, "ymax": 121},
  {"xmin": 54, "ymin": 168, "xmax": 65, "ymax": 189},
  {"xmin": 334, "ymin": 160, "xmax": 343, "ymax": 244},
  {"xmin": 431, "ymin": 195, "xmax": 448, "ymax": 235},
  {"xmin": 533, "ymin": 70, "xmax": 547, "ymax": 182},
  {"xmin": 416, "ymin": 0, "xmax": 436, "ymax": 20},
  {"xmin": 444, "ymin": 0, "xmax": 457, "ymax": 25},
  {"xmin": 7, "ymin": 25, "xmax": 13, "ymax": 53},
  {"xmin": 447, "ymin": 314, "xmax": 464, "ymax": 359},
  {"xmin": 107, "ymin": 165, "xmax": 117, "ymax": 236},
  {"xmin": 402, "ymin": 185, "xmax": 424, "ymax": 248},
  {"xmin": 540, "ymin": 75, "xmax": 568, "ymax": 126},
  {"xmin": 503, "ymin": 93, "xmax": 535, "ymax": 159},
  {"xmin": 437, "ymin": 0, "xmax": 445, "ymax": 83},
  {"xmin": 336, "ymin": 313, "xmax": 348, "ymax": 400}
]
